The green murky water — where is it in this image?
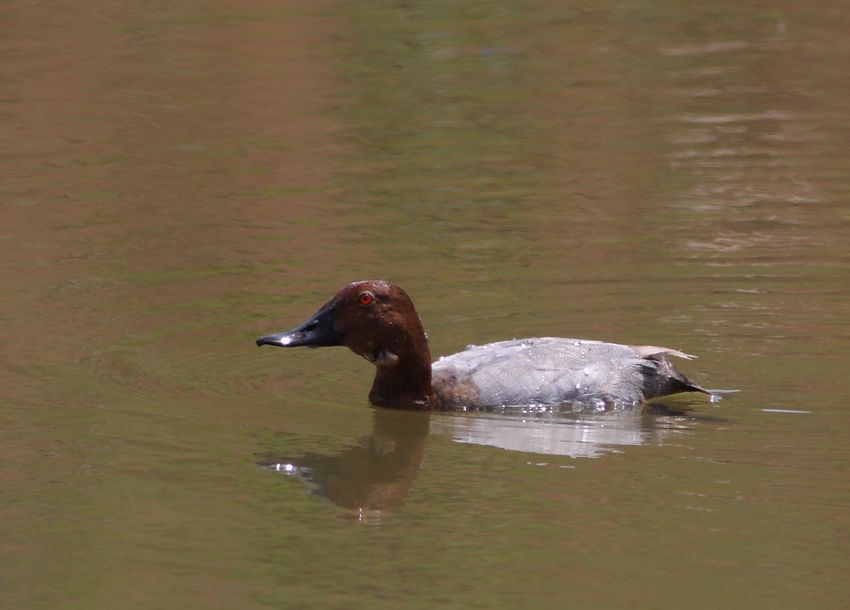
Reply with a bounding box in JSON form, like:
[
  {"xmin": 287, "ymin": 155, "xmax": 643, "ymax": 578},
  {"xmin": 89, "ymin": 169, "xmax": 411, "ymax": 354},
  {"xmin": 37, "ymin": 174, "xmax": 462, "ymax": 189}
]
[{"xmin": 3, "ymin": 1, "xmax": 849, "ymax": 608}]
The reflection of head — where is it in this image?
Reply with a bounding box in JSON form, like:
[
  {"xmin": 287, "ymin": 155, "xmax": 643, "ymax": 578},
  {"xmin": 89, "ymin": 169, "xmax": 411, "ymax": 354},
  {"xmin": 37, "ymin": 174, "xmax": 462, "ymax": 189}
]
[{"xmin": 259, "ymin": 410, "xmax": 430, "ymax": 522}]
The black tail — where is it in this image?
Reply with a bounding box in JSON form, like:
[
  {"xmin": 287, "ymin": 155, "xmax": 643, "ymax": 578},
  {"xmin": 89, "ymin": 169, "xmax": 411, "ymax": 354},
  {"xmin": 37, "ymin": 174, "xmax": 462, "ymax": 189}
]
[{"xmin": 642, "ymin": 355, "xmax": 710, "ymax": 400}]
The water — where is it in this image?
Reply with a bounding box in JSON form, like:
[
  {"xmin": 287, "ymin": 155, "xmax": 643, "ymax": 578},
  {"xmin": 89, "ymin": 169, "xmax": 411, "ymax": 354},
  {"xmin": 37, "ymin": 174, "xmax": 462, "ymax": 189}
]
[{"xmin": 3, "ymin": 1, "xmax": 849, "ymax": 608}]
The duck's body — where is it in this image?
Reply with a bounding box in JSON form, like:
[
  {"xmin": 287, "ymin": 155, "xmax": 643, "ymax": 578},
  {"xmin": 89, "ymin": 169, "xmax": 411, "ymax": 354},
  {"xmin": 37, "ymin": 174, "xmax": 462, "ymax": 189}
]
[
  {"xmin": 431, "ymin": 338, "xmax": 704, "ymax": 409},
  {"xmin": 257, "ymin": 280, "xmax": 710, "ymax": 410}
]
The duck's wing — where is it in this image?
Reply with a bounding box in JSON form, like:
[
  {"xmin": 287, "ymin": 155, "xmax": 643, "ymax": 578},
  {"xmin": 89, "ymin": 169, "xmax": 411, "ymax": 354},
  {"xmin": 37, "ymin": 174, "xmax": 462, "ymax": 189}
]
[{"xmin": 431, "ymin": 337, "xmax": 666, "ymax": 408}]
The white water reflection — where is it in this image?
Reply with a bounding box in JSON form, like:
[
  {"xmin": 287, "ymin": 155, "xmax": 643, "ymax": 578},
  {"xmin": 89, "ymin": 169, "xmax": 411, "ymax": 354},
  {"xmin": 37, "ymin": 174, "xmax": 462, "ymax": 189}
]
[{"xmin": 430, "ymin": 409, "xmax": 693, "ymax": 459}]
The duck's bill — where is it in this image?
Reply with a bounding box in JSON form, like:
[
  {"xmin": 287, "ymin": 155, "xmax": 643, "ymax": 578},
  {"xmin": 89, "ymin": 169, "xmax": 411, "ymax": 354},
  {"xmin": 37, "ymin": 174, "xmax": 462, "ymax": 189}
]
[{"xmin": 256, "ymin": 301, "xmax": 343, "ymax": 348}]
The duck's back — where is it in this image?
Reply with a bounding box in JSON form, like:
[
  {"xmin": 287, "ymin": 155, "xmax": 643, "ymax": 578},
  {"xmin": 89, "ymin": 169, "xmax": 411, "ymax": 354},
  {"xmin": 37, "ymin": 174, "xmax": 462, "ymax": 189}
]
[{"xmin": 431, "ymin": 338, "xmax": 704, "ymax": 408}]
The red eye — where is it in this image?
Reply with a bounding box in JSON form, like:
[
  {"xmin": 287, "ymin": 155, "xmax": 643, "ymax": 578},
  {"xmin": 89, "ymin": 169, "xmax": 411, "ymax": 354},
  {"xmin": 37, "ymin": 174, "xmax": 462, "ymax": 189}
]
[{"xmin": 358, "ymin": 292, "xmax": 374, "ymax": 306}]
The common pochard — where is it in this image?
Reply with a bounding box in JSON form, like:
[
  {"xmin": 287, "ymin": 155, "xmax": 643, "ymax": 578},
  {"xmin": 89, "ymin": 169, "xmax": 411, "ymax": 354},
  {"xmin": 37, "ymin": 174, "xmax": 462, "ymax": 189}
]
[{"xmin": 256, "ymin": 280, "xmax": 712, "ymax": 410}]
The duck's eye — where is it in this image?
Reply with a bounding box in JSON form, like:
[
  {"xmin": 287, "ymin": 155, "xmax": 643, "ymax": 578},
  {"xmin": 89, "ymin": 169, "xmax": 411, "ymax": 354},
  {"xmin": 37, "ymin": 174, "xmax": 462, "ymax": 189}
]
[{"xmin": 358, "ymin": 292, "xmax": 374, "ymax": 306}]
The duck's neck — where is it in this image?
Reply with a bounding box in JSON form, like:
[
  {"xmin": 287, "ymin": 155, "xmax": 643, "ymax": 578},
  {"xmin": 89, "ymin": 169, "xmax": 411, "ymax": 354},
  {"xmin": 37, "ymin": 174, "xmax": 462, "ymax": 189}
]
[{"xmin": 368, "ymin": 344, "xmax": 435, "ymax": 410}]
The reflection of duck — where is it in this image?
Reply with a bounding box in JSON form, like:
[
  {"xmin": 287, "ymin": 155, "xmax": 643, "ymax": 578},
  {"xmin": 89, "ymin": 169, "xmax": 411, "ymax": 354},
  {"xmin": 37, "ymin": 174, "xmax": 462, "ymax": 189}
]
[
  {"xmin": 430, "ymin": 407, "xmax": 694, "ymax": 459},
  {"xmin": 257, "ymin": 280, "xmax": 716, "ymax": 410},
  {"xmin": 259, "ymin": 405, "xmax": 704, "ymax": 520},
  {"xmin": 258, "ymin": 409, "xmax": 430, "ymax": 522}
]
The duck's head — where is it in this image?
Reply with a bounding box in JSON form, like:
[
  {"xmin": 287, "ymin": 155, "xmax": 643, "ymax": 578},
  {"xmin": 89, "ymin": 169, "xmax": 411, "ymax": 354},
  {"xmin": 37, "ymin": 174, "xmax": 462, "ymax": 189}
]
[{"xmin": 256, "ymin": 280, "xmax": 430, "ymax": 368}]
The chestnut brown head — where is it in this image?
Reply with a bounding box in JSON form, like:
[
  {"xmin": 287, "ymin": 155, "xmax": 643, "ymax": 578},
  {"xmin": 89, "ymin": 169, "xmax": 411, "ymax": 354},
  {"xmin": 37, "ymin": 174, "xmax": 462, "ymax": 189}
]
[{"xmin": 256, "ymin": 280, "xmax": 429, "ymax": 367}]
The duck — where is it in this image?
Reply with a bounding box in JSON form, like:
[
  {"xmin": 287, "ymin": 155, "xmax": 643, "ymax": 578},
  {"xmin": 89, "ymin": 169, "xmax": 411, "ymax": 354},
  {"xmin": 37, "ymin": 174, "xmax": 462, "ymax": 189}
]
[{"xmin": 256, "ymin": 280, "xmax": 713, "ymax": 410}]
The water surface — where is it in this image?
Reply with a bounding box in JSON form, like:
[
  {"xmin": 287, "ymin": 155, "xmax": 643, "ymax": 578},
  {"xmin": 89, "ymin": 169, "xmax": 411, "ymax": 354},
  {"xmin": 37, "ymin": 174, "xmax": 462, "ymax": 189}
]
[{"xmin": 3, "ymin": 1, "xmax": 849, "ymax": 608}]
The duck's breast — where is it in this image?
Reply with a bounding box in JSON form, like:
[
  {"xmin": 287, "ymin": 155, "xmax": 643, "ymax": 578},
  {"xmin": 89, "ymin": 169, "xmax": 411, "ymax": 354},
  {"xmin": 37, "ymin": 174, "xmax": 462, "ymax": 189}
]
[{"xmin": 431, "ymin": 337, "xmax": 655, "ymax": 408}]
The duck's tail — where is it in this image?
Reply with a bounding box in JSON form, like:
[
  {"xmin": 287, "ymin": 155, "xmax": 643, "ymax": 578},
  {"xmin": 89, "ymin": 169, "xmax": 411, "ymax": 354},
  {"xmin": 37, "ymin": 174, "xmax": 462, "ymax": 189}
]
[
  {"xmin": 637, "ymin": 349, "xmax": 736, "ymax": 401},
  {"xmin": 663, "ymin": 367, "xmax": 712, "ymax": 396}
]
